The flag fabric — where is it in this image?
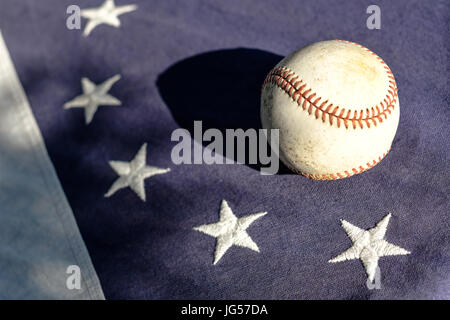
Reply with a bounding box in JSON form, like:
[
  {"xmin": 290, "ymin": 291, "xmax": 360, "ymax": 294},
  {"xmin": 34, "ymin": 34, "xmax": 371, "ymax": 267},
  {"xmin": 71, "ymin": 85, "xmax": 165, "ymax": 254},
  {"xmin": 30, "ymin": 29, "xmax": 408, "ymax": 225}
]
[
  {"xmin": 0, "ymin": 0, "xmax": 448, "ymax": 299},
  {"xmin": 0, "ymin": 32, "xmax": 104, "ymax": 299}
]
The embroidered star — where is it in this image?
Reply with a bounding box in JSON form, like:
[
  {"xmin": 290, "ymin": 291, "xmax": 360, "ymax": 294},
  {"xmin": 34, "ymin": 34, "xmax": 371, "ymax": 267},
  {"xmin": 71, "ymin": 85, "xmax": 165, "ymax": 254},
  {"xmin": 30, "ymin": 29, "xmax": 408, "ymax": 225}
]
[
  {"xmin": 104, "ymin": 143, "xmax": 170, "ymax": 201},
  {"xmin": 329, "ymin": 213, "xmax": 410, "ymax": 282},
  {"xmin": 194, "ymin": 200, "xmax": 267, "ymax": 265},
  {"xmin": 81, "ymin": 0, "xmax": 137, "ymax": 37},
  {"xmin": 64, "ymin": 75, "xmax": 122, "ymax": 125}
]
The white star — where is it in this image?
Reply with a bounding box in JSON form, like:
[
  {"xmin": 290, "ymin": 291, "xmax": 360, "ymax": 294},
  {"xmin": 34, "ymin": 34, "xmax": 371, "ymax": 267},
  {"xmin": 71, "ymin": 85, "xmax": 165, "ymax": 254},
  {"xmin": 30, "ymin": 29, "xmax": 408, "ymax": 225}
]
[
  {"xmin": 64, "ymin": 75, "xmax": 122, "ymax": 125},
  {"xmin": 105, "ymin": 143, "xmax": 170, "ymax": 201},
  {"xmin": 194, "ymin": 200, "xmax": 267, "ymax": 265},
  {"xmin": 329, "ymin": 213, "xmax": 410, "ymax": 282},
  {"xmin": 81, "ymin": 0, "xmax": 137, "ymax": 37}
]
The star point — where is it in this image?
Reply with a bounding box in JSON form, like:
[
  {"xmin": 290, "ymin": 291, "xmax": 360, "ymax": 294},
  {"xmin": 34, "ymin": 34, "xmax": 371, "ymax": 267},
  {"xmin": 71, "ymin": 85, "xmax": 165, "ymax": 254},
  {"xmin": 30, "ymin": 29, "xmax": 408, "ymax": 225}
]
[
  {"xmin": 105, "ymin": 143, "xmax": 170, "ymax": 201},
  {"xmin": 329, "ymin": 213, "xmax": 410, "ymax": 282},
  {"xmin": 194, "ymin": 200, "xmax": 267, "ymax": 265},
  {"xmin": 64, "ymin": 75, "xmax": 122, "ymax": 125},
  {"xmin": 81, "ymin": 0, "xmax": 138, "ymax": 37}
]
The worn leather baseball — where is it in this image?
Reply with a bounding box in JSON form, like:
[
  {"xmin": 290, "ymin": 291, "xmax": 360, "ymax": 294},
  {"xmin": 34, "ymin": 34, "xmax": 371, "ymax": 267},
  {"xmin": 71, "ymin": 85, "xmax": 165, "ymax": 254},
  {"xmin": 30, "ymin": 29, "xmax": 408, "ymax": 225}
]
[{"xmin": 261, "ymin": 40, "xmax": 399, "ymax": 180}]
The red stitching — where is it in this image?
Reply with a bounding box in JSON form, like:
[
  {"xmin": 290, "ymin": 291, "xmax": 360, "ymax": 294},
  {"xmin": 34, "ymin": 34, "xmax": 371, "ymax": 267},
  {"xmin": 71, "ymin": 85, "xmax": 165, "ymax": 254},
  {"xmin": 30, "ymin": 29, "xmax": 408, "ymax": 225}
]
[
  {"xmin": 284, "ymin": 148, "xmax": 391, "ymax": 180},
  {"xmin": 262, "ymin": 40, "xmax": 398, "ymax": 129}
]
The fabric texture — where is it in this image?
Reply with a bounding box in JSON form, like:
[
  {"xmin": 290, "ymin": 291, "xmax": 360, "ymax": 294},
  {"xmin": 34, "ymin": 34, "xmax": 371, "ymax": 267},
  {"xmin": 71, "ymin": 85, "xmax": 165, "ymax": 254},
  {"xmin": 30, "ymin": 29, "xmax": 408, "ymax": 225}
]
[
  {"xmin": 0, "ymin": 32, "xmax": 104, "ymax": 299},
  {"xmin": 0, "ymin": 0, "xmax": 448, "ymax": 299}
]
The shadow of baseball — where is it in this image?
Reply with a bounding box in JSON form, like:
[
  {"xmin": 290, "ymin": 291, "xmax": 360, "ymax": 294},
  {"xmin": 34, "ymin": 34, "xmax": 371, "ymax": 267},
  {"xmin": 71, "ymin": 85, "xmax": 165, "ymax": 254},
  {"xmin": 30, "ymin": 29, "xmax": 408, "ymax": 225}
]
[{"xmin": 157, "ymin": 48, "xmax": 291, "ymax": 174}]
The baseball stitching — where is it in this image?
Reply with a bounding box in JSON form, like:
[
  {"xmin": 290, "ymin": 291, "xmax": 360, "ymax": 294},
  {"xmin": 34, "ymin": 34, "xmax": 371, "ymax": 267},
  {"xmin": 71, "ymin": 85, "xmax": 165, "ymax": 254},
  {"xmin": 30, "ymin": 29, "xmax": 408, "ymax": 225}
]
[
  {"xmin": 262, "ymin": 40, "xmax": 397, "ymax": 180},
  {"xmin": 283, "ymin": 148, "xmax": 390, "ymax": 180},
  {"xmin": 262, "ymin": 41, "xmax": 398, "ymax": 130}
]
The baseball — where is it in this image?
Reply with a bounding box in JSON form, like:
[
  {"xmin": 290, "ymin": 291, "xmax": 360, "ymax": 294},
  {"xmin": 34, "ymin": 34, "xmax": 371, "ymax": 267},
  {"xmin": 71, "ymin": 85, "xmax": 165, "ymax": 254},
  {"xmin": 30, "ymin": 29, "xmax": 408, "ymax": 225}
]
[{"xmin": 261, "ymin": 40, "xmax": 399, "ymax": 180}]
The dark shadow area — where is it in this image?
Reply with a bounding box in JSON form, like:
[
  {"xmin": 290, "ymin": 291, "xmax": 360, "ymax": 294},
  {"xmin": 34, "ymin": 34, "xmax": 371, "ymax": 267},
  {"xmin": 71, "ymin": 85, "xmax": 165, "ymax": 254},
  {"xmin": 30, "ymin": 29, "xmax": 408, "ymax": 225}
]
[
  {"xmin": 157, "ymin": 48, "xmax": 281, "ymax": 132},
  {"xmin": 157, "ymin": 48, "xmax": 291, "ymax": 173}
]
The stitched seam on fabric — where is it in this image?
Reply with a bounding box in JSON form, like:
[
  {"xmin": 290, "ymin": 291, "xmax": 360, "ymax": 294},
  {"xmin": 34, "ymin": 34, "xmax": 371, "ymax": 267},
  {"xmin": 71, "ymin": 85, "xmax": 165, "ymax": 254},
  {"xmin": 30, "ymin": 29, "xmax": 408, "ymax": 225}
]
[
  {"xmin": 262, "ymin": 40, "xmax": 398, "ymax": 130},
  {"xmin": 0, "ymin": 33, "xmax": 104, "ymax": 299},
  {"xmin": 284, "ymin": 148, "xmax": 391, "ymax": 180},
  {"xmin": 3, "ymin": 48, "xmax": 101, "ymax": 300}
]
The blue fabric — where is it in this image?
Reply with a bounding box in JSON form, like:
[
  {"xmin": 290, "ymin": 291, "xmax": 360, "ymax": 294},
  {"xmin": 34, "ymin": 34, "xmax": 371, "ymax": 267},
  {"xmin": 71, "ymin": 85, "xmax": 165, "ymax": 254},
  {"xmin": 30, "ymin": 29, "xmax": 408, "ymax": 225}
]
[
  {"xmin": 0, "ymin": 32, "xmax": 104, "ymax": 300},
  {"xmin": 0, "ymin": 0, "xmax": 448, "ymax": 299}
]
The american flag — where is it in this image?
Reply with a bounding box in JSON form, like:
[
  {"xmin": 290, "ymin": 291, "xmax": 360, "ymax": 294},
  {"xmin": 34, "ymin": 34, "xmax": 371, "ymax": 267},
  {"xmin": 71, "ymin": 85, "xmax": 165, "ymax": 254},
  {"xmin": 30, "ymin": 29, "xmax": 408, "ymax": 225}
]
[{"xmin": 0, "ymin": 0, "xmax": 448, "ymax": 299}]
